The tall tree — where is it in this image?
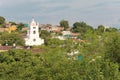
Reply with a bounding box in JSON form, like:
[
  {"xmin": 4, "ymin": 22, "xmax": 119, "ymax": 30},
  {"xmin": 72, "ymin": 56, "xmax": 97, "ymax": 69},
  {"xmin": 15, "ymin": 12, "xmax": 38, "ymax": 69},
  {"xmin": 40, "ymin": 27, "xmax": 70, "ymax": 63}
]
[
  {"xmin": 72, "ymin": 22, "xmax": 93, "ymax": 33},
  {"xmin": 0, "ymin": 16, "xmax": 5, "ymax": 28},
  {"xmin": 59, "ymin": 20, "xmax": 69, "ymax": 30},
  {"xmin": 97, "ymin": 25, "xmax": 105, "ymax": 33},
  {"xmin": 0, "ymin": 16, "xmax": 5, "ymax": 25}
]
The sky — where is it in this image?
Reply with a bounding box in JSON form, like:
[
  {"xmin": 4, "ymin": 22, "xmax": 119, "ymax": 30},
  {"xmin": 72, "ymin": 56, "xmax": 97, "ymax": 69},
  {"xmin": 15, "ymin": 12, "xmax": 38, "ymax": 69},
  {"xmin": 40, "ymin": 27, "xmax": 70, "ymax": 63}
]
[{"xmin": 0, "ymin": 0, "xmax": 120, "ymax": 28}]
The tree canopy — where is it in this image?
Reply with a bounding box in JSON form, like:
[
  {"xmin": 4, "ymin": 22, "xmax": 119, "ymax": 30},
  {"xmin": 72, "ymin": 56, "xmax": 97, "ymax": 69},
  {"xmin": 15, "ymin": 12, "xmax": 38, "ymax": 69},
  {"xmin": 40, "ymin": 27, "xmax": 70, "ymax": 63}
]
[
  {"xmin": 0, "ymin": 32, "xmax": 25, "ymax": 46},
  {"xmin": 104, "ymin": 32, "xmax": 120, "ymax": 63},
  {"xmin": 17, "ymin": 23, "xmax": 25, "ymax": 31},
  {"xmin": 0, "ymin": 46, "xmax": 120, "ymax": 80},
  {"xmin": 0, "ymin": 16, "xmax": 5, "ymax": 25},
  {"xmin": 59, "ymin": 20, "xmax": 69, "ymax": 30},
  {"xmin": 72, "ymin": 22, "xmax": 94, "ymax": 33}
]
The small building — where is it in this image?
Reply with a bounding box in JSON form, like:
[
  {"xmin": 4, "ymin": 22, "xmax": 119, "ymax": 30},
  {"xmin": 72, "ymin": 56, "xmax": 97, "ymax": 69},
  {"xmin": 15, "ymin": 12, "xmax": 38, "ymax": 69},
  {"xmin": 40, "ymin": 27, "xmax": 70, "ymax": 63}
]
[
  {"xmin": 25, "ymin": 19, "xmax": 44, "ymax": 46},
  {"xmin": 40, "ymin": 24, "xmax": 64, "ymax": 33},
  {"xmin": 62, "ymin": 31, "xmax": 79, "ymax": 39},
  {"xmin": 40, "ymin": 24, "xmax": 52, "ymax": 32},
  {"xmin": 62, "ymin": 31, "xmax": 71, "ymax": 36},
  {"xmin": 51, "ymin": 26, "xmax": 64, "ymax": 33}
]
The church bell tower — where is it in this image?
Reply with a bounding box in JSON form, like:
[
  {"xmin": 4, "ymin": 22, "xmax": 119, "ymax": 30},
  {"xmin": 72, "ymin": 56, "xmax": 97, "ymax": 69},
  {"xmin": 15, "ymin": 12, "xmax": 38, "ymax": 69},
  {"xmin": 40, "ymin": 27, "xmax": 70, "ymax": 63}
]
[{"xmin": 25, "ymin": 19, "xmax": 44, "ymax": 46}]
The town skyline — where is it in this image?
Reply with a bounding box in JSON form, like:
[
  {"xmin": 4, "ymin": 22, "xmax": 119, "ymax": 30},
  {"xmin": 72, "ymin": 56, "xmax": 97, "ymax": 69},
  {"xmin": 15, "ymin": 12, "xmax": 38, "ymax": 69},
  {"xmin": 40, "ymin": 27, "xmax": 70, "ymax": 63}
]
[{"xmin": 1, "ymin": 0, "xmax": 120, "ymax": 28}]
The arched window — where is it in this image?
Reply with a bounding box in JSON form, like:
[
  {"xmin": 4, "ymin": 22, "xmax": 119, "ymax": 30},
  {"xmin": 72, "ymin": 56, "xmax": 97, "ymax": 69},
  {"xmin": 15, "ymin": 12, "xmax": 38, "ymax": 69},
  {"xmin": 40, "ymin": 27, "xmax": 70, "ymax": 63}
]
[
  {"xmin": 33, "ymin": 31, "xmax": 36, "ymax": 34},
  {"xmin": 33, "ymin": 39, "xmax": 36, "ymax": 42}
]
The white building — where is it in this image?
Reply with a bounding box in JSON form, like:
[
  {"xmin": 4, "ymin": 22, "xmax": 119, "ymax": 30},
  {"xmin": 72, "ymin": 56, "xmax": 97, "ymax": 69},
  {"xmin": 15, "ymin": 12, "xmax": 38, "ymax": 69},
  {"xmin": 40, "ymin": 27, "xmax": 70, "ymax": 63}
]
[
  {"xmin": 25, "ymin": 19, "xmax": 44, "ymax": 46},
  {"xmin": 62, "ymin": 31, "xmax": 71, "ymax": 36}
]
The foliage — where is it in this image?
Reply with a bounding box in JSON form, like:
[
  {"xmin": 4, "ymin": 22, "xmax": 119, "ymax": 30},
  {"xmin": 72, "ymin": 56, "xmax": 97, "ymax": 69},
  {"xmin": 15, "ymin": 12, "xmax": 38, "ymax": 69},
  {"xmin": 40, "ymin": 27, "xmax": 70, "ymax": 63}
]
[
  {"xmin": 96, "ymin": 25, "xmax": 118, "ymax": 34},
  {"xmin": 59, "ymin": 20, "xmax": 69, "ymax": 30},
  {"xmin": 9, "ymin": 21, "xmax": 17, "ymax": 25},
  {"xmin": 72, "ymin": 22, "xmax": 94, "ymax": 34},
  {"xmin": 0, "ymin": 16, "xmax": 120, "ymax": 79},
  {"xmin": 0, "ymin": 48, "xmax": 119, "ymax": 80},
  {"xmin": 44, "ymin": 38, "xmax": 64, "ymax": 47},
  {"xmin": 17, "ymin": 23, "xmax": 25, "ymax": 31},
  {"xmin": 97, "ymin": 25, "xmax": 105, "ymax": 33},
  {"xmin": 106, "ymin": 27, "xmax": 118, "ymax": 32},
  {"xmin": 40, "ymin": 30, "xmax": 51, "ymax": 39},
  {"xmin": 0, "ymin": 32, "xmax": 25, "ymax": 46},
  {"xmin": 0, "ymin": 16, "xmax": 5, "ymax": 25},
  {"xmin": 104, "ymin": 32, "xmax": 120, "ymax": 63}
]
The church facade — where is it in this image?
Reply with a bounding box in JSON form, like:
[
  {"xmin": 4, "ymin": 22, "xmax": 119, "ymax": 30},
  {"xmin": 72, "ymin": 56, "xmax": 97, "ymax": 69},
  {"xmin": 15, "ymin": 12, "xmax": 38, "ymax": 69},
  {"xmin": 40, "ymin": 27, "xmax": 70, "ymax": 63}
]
[{"xmin": 25, "ymin": 19, "xmax": 44, "ymax": 46}]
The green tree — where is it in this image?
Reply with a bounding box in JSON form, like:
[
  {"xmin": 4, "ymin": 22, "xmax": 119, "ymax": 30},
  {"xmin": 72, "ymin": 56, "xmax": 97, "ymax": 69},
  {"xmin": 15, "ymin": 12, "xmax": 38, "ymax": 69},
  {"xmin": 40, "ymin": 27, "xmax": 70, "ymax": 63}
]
[
  {"xmin": 106, "ymin": 27, "xmax": 118, "ymax": 32},
  {"xmin": 0, "ymin": 16, "xmax": 5, "ymax": 25},
  {"xmin": 17, "ymin": 23, "xmax": 25, "ymax": 31},
  {"xmin": 97, "ymin": 25, "xmax": 105, "ymax": 34},
  {"xmin": 9, "ymin": 21, "xmax": 17, "ymax": 25},
  {"xmin": 45, "ymin": 38, "xmax": 64, "ymax": 47},
  {"xmin": 104, "ymin": 32, "xmax": 120, "ymax": 64},
  {"xmin": 0, "ymin": 47, "xmax": 120, "ymax": 80},
  {"xmin": 84, "ymin": 58, "xmax": 120, "ymax": 80},
  {"xmin": 0, "ymin": 32, "xmax": 25, "ymax": 46},
  {"xmin": 59, "ymin": 20, "xmax": 69, "ymax": 30},
  {"xmin": 40, "ymin": 30, "xmax": 51, "ymax": 39},
  {"xmin": 72, "ymin": 22, "xmax": 93, "ymax": 33}
]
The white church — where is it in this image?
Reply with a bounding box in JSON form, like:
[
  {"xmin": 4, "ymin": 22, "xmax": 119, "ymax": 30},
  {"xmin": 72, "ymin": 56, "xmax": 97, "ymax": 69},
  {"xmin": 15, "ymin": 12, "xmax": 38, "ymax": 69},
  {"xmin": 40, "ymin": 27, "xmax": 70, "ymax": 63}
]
[{"xmin": 25, "ymin": 19, "xmax": 44, "ymax": 46}]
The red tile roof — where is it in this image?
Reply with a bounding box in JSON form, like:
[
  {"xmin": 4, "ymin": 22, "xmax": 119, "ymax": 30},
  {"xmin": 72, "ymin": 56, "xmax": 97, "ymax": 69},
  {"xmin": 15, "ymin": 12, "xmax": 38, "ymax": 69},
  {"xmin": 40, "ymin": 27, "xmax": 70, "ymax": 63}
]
[{"xmin": 0, "ymin": 46, "xmax": 12, "ymax": 50}]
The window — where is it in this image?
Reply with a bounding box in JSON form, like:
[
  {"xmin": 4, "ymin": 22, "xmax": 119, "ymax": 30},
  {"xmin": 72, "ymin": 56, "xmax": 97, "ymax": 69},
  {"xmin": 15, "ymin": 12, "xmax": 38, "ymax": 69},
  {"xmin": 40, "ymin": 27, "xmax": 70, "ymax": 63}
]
[
  {"xmin": 33, "ymin": 31, "xmax": 36, "ymax": 34},
  {"xmin": 33, "ymin": 27, "xmax": 36, "ymax": 29},
  {"xmin": 33, "ymin": 39, "xmax": 36, "ymax": 42}
]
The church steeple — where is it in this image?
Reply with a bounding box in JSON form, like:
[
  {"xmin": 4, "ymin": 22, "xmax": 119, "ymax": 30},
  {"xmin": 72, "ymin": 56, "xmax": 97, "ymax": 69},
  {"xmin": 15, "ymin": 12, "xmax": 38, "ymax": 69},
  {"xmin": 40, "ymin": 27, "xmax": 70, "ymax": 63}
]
[
  {"xmin": 25, "ymin": 19, "xmax": 44, "ymax": 46},
  {"xmin": 31, "ymin": 18, "xmax": 36, "ymax": 26},
  {"xmin": 32, "ymin": 18, "xmax": 35, "ymax": 23}
]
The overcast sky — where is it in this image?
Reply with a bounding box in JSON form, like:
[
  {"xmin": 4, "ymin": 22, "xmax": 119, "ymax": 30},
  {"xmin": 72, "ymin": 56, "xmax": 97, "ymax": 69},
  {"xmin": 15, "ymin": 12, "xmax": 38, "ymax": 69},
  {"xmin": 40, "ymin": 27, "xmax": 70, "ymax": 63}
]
[{"xmin": 0, "ymin": 0, "xmax": 120, "ymax": 27}]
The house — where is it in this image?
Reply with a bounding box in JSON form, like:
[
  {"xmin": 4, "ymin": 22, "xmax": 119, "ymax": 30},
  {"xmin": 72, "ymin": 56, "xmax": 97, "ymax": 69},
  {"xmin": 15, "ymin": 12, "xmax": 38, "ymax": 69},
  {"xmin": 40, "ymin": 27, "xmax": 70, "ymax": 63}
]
[
  {"xmin": 50, "ymin": 26, "xmax": 64, "ymax": 33},
  {"xmin": 52, "ymin": 30, "xmax": 80, "ymax": 40},
  {"xmin": 39, "ymin": 24, "xmax": 52, "ymax": 32},
  {"xmin": 40, "ymin": 24, "xmax": 64, "ymax": 33},
  {"xmin": 5, "ymin": 25, "xmax": 17, "ymax": 33},
  {"xmin": 62, "ymin": 31, "xmax": 80, "ymax": 39}
]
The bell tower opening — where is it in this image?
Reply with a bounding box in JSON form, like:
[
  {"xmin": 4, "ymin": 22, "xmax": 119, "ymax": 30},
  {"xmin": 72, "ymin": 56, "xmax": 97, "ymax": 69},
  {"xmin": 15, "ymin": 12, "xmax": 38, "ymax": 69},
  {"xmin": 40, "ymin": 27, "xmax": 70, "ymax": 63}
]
[{"xmin": 33, "ymin": 31, "xmax": 36, "ymax": 34}]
